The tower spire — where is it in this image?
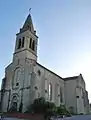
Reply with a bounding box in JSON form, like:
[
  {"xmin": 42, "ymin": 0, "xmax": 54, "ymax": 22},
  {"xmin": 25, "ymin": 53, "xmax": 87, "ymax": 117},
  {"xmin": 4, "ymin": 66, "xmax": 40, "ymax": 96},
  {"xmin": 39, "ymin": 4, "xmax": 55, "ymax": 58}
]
[
  {"xmin": 14, "ymin": 12, "xmax": 38, "ymax": 62},
  {"xmin": 19, "ymin": 10, "xmax": 35, "ymax": 34}
]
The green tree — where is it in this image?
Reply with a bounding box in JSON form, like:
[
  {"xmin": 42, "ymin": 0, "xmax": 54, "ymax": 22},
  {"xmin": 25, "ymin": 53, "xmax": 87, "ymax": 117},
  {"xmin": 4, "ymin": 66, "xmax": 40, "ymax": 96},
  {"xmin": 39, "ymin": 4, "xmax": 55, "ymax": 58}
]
[
  {"xmin": 27, "ymin": 98, "xmax": 71, "ymax": 116},
  {"xmin": 45, "ymin": 101, "xmax": 56, "ymax": 116},
  {"xmin": 27, "ymin": 97, "xmax": 46, "ymax": 113},
  {"xmin": 27, "ymin": 97, "xmax": 56, "ymax": 115}
]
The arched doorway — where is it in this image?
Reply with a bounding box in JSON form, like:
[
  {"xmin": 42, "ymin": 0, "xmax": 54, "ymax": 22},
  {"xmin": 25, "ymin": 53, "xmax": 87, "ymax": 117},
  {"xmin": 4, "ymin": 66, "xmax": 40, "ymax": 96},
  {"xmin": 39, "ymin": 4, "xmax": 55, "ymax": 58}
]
[{"xmin": 10, "ymin": 96, "xmax": 18, "ymax": 112}]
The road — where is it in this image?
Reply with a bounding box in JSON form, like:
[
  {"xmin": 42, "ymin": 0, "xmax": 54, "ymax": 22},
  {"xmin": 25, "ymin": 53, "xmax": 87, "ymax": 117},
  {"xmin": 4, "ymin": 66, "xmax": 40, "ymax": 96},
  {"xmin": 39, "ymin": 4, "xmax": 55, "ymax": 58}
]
[
  {"xmin": 1, "ymin": 115, "xmax": 91, "ymax": 120},
  {"xmin": 63, "ymin": 115, "xmax": 91, "ymax": 120}
]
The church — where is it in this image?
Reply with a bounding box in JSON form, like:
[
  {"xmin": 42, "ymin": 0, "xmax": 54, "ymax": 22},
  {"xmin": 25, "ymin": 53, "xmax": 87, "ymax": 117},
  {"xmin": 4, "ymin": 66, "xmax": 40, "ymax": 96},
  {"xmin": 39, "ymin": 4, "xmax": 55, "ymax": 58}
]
[{"xmin": 0, "ymin": 13, "xmax": 89, "ymax": 114}]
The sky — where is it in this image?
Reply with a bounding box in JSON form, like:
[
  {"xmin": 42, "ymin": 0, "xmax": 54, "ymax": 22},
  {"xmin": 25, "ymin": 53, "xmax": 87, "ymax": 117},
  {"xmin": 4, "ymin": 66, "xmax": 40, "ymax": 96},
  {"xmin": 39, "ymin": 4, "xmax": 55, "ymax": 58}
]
[{"xmin": 0, "ymin": 0, "xmax": 91, "ymax": 101}]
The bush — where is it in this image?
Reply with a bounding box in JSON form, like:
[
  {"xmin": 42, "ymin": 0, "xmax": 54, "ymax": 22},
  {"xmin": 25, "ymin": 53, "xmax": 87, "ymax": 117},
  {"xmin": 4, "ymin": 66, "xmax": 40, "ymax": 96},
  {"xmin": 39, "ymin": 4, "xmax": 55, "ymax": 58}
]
[
  {"xmin": 27, "ymin": 98, "xmax": 71, "ymax": 117},
  {"xmin": 56, "ymin": 105, "xmax": 70, "ymax": 115}
]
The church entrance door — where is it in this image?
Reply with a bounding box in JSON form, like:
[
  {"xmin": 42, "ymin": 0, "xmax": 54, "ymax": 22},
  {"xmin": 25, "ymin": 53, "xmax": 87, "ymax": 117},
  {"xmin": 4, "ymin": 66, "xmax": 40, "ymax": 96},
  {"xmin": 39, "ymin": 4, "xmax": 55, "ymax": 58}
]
[
  {"xmin": 12, "ymin": 102, "xmax": 17, "ymax": 111},
  {"xmin": 10, "ymin": 96, "xmax": 18, "ymax": 112}
]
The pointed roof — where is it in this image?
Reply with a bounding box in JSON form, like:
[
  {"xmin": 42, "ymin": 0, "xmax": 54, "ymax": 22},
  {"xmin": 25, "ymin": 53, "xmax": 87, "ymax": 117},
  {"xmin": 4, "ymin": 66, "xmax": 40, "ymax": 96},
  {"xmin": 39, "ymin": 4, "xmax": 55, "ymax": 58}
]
[{"xmin": 20, "ymin": 14, "xmax": 35, "ymax": 34}]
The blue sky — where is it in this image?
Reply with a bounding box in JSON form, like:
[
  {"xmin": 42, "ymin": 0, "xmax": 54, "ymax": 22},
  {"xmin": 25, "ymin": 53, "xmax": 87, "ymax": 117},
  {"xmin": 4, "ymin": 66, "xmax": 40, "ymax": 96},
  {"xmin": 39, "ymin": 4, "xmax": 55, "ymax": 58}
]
[{"xmin": 0, "ymin": 0, "xmax": 91, "ymax": 101}]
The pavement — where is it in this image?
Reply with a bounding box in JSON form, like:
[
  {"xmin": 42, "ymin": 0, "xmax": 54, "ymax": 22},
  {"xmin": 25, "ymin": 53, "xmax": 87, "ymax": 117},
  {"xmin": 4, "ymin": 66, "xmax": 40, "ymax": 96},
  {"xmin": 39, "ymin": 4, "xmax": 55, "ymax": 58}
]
[
  {"xmin": 0, "ymin": 117, "xmax": 29, "ymax": 120},
  {"xmin": 62, "ymin": 115, "xmax": 91, "ymax": 120},
  {"xmin": 53, "ymin": 115, "xmax": 91, "ymax": 120}
]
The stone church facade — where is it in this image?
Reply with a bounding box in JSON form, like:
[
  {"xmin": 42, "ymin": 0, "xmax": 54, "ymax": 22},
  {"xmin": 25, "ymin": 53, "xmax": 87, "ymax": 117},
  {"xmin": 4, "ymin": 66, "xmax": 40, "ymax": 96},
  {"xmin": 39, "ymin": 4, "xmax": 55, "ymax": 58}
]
[{"xmin": 0, "ymin": 14, "xmax": 89, "ymax": 114}]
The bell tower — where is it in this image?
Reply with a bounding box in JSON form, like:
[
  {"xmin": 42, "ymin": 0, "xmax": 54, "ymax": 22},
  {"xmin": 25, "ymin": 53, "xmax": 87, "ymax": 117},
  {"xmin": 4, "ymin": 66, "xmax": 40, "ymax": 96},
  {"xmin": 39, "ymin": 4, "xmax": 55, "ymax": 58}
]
[{"xmin": 13, "ymin": 14, "xmax": 38, "ymax": 62}]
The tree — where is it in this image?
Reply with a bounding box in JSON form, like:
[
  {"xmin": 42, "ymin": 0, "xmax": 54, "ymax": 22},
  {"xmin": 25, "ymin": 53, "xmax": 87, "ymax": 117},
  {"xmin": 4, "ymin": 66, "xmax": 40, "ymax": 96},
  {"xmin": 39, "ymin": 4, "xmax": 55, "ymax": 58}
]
[
  {"xmin": 27, "ymin": 97, "xmax": 56, "ymax": 115},
  {"xmin": 27, "ymin": 97, "xmax": 46, "ymax": 113},
  {"xmin": 27, "ymin": 98, "xmax": 70, "ymax": 116},
  {"xmin": 32, "ymin": 97, "xmax": 46, "ymax": 113}
]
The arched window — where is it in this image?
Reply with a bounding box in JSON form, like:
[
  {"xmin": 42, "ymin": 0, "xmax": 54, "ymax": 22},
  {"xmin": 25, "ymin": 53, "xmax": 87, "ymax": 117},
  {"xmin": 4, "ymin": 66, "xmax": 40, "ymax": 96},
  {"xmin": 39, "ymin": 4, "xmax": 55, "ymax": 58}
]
[
  {"xmin": 27, "ymin": 74, "xmax": 31, "ymax": 86},
  {"xmin": 49, "ymin": 83, "xmax": 52, "ymax": 101},
  {"xmin": 17, "ymin": 69, "xmax": 21, "ymax": 83},
  {"xmin": 22, "ymin": 37, "xmax": 25, "ymax": 48},
  {"xmin": 13, "ymin": 68, "xmax": 21, "ymax": 88},
  {"xmin": 32, "ymin": 40, "xmax": 35, "ymax": 51},
  {"xmin": 45, "ymin": 79, "xmax": 47, "ymax": 91},
  {"xmin": 29, "ymin": 38, "xmax": 32, "ymax": 49},
  {"xmin": 17, "ymin": 38, "xmax": 21, "ymax": 49},
  {"xmin": 60, "ymin": 87, "xmax": 63, "ymax": 103}
]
